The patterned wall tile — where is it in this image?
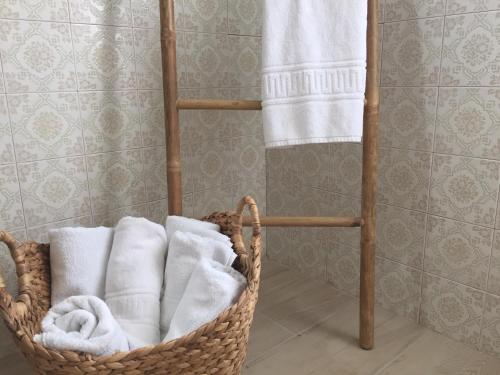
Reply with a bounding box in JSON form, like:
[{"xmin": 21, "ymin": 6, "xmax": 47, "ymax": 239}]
[
  {"xmin": 233, "ymin": 174, "xmax": 266, "ymax": 214},
  {"xmin": 424, "ymin": 215, "xmax": 493, "ymax": 289},
  {"xmin": 266, "ymin": 148, "xmax": 298, "ymax": 190},
  {"xmin": 420, "ymin": 273, "xmax": 484, "ymax": 348},
  {"xmin": 447, "ymin": 0, "xmax": 500, "ymax": 15},
  {"xmin": 138, "ymin": 90, "xmax": 165, "ymax": 147},
  {"xmin": 331, "ymin": 143, "xmax": 362, "ymax": 197},
  {"xmin": 0, "ymin": 0, "xmax": 69, "ymax": 22},
  {"xmin": 227, "ymin": 35, "xmax": 261, "ymax": 87},
  {"xmin": 147, "ymin": 199, "xmax": 167, "ymax": 225},
  {"xmin": 0, "ymin": 228, "xmax": 26, "ymax": 296},
  {"xmin": 68, "ymin": 0, "xmax": 132, "ymax": 26},
  {"xmin": 17, "ymin": 157, "xmax": 90, "ymax": 227},
  {"xmin": 0, "ymin": 59, "xmax": 4, "ymax": 93},
  {"xmin": 131, "ymin": 0, "xmax": 160, "ymax": 28},
  {"xmin": 441, "ymin": 12, "xmax": 500, "ymax": 86},
  {"xmin": 0, "ymin": 164, "xmax": 25, "ymax": 230},
  {"xmin": 230, "ymin": 135, "xmax": 265, "ymax": 187},
  {"xmin": 180, "ymin": 88, "xmax": 263, "ymax": 142},
  {"xmin": 228, "ymin": 0, "xmax": 262, "ymax": 36},
  {"xmin": 134, "ymin": 28, "xmax": 163, "ymax": 90},
  {"xmin": 378, "ymin": 148, "xmax": 432, "ymax": 211},
  {"xmin": 481, "ymin": 294, "xmax": 500, "ymax": 356},
  {"xmin": 0, "ymin": 20, "xmax": 76, "ymax": 93},
  {"xmin": 379, "ymin": 0, "xmax": 385, "ymax": 23},
  {"xmin": 27, "ymin": 216, "xmax": 92, "ymax": 242},
  {"xmin": 86, "ymin": 150, "xmax": 146, "ymax": 215},
  {"xmin": 0, "ymin": 95, "xmax": 15, "ymax": 164},
  {"xmin": 192, "ymin": 185, "xmax": 236, "ymax": 217},
  {"xmin": 497, "ymin": 199, "xmax": 500, "ymax": 229},
  {"xmin": 326, "ymin": 244, "xmax": 360, "ymax": 297},
  {"xmin": 181, "ymin": 193, "xmax": 194, "ymax": 217},
  {"xmin": 375, "ymin": 257, "xmax": 422, "ymax": 322},
  {"xmin": 379, "ymin": 87, "xmax": 438, "ymax": 152},
  {"xmin": 79, "ymin": 90, "xmax": 141, "ymax": 153},
  {"xmin": 267, "ymin": 227, "xmax": 293, "ymax": 267},
  {"xmin": 266, "ymin": 180, "xmax": 304, "ymax": 216},
  {"xmin": 191, "ymin": 137, "xmax": 233, "ymax": 191},
  {"xmin": 377, "ymin": 204, "xmax": 426, "ymax": 268},
  {"xmin": 331, "ymin": 193, "xmax": 361, "ymax": 249},
  {"xmin": 435, "ymin": 88, "xmax": 500, "ymax": 160},
  {"xmin": 287, "ymin": 228, "xmax": 327, "ymax": 280},
  {"xmin": 429, "ymin": 155, "xmax": 500, "ymax": 227},
  {"xmin": 488, "ymin": 231, "xmax": 500, "ymax": 295},
  {"xmin": 93, "ymin": 204, "xmax": 148, "ymax": 227},
  {"xmin": 143, "ymin": 146, "xmax": 167, "ymax": 201},
  {"xmin": 183, "ymin": 0, "xmax": 227, "ymax": 33},
  {"xmin": 8, "ymin": 93, "xmax": 84, "ymax": 162},
  {"xmin": 384, "ymin": 0, "xmax": 445, "ymax": 21},
  {"xmin": 180, "ymin": 32, "xmax": 229, "ymax": 88},
  {"xmin": 381, "ymin": 18, "xmax": 443, "ymax": 86},
  {"xmin": 72, "ymin": 24, "xmax": 136, "ymax": 90}
]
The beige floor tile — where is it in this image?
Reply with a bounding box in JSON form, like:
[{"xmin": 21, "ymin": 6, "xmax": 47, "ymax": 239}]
[
  {"xmin": 0, "ymin": 352, "xmax": 33, "ymax": 374},
  {"xmin": 307, "ymin": 315, "xmax": 424, "ymax": 375},
  {"xmin": 246, "ymin": 313, "xmax": 295, "ymax": 364},
  {"xmin": 376, "ymin": 329, "xmax": 500, "ymax": 375},
  {"xmin": 258, "ymin": 280, "xmax": 352, "ymax": 334},
  {"xmin": 244, "ymin": 300, "xmax": 395, "ymax": 375}
]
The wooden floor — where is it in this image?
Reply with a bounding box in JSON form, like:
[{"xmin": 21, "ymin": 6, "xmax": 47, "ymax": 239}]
[{"xmin": 2, "ymin": 260, "xmax": 500, "ymax": 374}]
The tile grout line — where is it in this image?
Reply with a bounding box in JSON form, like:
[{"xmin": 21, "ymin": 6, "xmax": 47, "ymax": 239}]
[
  {"xmin": 2, "ymin": 86, "xmax": 29, "ymax": 235},
  {"xmin": 416, "ymin": 5, "xmax": 447, "ymax": 324}
]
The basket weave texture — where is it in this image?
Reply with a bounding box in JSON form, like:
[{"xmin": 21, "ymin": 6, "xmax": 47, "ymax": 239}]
[{"xmin": 0, "ymin": 196, "xmax": 261, "ymax": 375}]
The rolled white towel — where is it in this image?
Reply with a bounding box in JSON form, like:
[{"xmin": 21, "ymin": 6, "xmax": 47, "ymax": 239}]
[
  {"xmin": 163, "ymin": 258, "xmax": 246, "ymax": 342},
  {"xmin": 105, "ymin": 217, "xmax": 167, "ymax": 349},
  {"xmin": 49, "ymin": 227, "xmax": 114, "ymax": 306},
  {"xmin": 166, "ymin": 216, "xmax": 231, "ymax": 247},
  {"xmin": 33, "ymin": 296, "xmax": 129, "ymax": 356},
  {"xmin": 160, "ymin": 231, "xmax": 237, "ymax": 335}
]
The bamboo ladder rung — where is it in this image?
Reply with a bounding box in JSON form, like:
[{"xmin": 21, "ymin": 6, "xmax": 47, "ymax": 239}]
[
  {"xmin": 242, "ymin": 216, "xmax": 362, "ymax": 227},
  {"xmin": 177, "ymin": 99, "xmax": 368, "ymax": 111},
  {"xmin": 177, "ymin": 99, "xmax": 262, "ymax": 110}
]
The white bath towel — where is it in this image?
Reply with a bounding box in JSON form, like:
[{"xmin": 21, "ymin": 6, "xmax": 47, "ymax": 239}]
[
  {"xmin": 163, "ymin": 258, "xmax": 246, "ymax": 342},
  {"xmin": 49, "ymin": 227, "xmax": 114, "ymax": 306},
  {"xmin": 166, "ymin": 216, "xmax": 231, "ymax": 246},
  {"xmin": 262, "ymin": 0, "xmax": 368, "ymax": 148},
  {"xmin": 33, "ymin": 296, "xmax": 129, "ymax": 356},
  {"xmin": 160, "ymin": 231, "xmax": 237, "ymax": 334},
  {"xmin": 105, "ymin": 217, "xmax": 167, "ymax": 349}
]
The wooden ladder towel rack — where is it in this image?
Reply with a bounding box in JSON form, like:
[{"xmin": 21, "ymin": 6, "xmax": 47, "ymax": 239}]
[{"xmin": 159, "ymin": 0, "xmax": 379, "ymax": 350}]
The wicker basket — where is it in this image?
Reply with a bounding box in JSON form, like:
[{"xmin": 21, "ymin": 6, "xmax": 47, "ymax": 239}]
[{"xmin": 0, "ymin": 196, "xmax": 261, "ymax": 375}]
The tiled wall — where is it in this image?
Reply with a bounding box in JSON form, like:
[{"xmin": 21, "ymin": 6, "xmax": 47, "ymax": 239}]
[
  {"xmin": 267, "ymin": 0, "xmax": 500, "ymax": 358},
  {"xmin": 0, "ymin": 0, "xmax": 265, "ymax": 316}
]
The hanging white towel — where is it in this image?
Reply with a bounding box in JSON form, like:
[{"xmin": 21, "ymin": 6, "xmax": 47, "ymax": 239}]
[
  {"xmin": 49, "ymin": 227, "xmax": 114, "ymax": 306},
  {"xmin": 262, "ymin": 0, "xmax": 367, "ymax": 148},
  {"xmin": 105, "ymin": 217, "xmax": 167, "ymax": 349},
  {"xmin": 33, "ymin": 296, "xmax": 129, "ymax": 356},
  {"xmin": 165, "ymin": 216, "xmax": 231, "ymax": 247},
  {"xmin": 160, "ymin": 231, "xmax": 237, "ymax": 335},
  {"xmin": 163, "ymin": 258, "xmax": 246, "ymax": 342}
]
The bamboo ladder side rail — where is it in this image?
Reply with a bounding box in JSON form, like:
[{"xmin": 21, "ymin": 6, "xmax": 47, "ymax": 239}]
[{"xmin": 160, "ymin": 0, "xmax": 379, "ymax": 350}]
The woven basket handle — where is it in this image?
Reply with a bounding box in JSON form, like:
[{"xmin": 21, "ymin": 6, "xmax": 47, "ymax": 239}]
[
  {"xmin": 0, "ymin": 231, "xmax": 26, "ymax": 320},
  {"xmin": 231, "ymin": 196, "xmax": 261, "ymax": 291}
]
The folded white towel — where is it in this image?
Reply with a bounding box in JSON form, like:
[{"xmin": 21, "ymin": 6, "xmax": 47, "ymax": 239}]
[
  {"xmin": 49, "ymin": 227, "xmax": 114, "ymax": 306},
  {"xmin": 105, "ymin": 217, "xmax": 167, "ymax": 349},
  {"xmin": 166, "ymin": 216, "xmax": 231, "ymax": 246},
  {"xmin": 163, "ymin": 258, "xmax": 246, "ymax": 342},
  {"xmin": 33, "ymin": 296, "xmax": 129, "ymax": 356},
  {"xmin": 160, "ymin": 231, "xmax": 237, "ymax": 334},
  {"xmin": 262, "ymin": 0, "xmax": 367, "ymax": 148}
]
